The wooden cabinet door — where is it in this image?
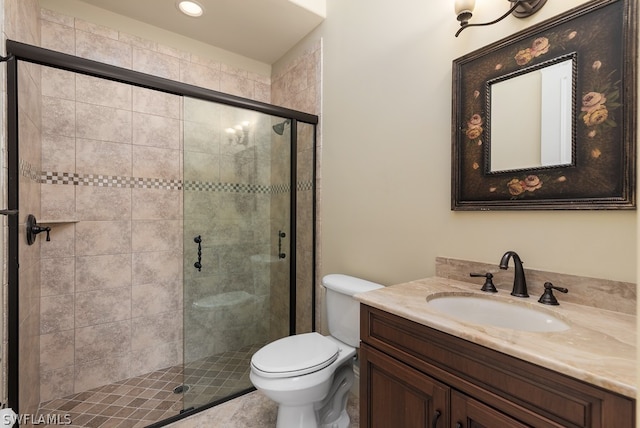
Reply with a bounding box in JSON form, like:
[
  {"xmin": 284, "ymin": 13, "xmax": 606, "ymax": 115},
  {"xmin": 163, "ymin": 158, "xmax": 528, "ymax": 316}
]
[
  {"xmin": 360, "ymin": 343, "xmax": 449, "ymax": 428},
  {"xmin": 451, "ymin": 390, "xmax": 530, "ymax": 428}
]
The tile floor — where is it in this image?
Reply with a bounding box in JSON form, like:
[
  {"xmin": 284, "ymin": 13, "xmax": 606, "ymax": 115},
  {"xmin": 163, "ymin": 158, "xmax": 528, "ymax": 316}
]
[
  {"xmin": 37, "ymin": 366, "xmax": 183, "ymax": 428},
  {"xmin": 36, "ymin": 344, "xmax": 262, "ymax": 428},
  {"xmin": 180, "ymin": 343, "xmax": 262, "ymax": 410},
  {"xmin": 166, "ymin": 390, "xmax": 360, "ymax": 428}
]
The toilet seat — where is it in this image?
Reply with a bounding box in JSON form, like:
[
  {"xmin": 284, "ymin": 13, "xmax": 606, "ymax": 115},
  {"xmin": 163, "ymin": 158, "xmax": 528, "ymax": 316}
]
[{"xmin": 251, "ymin": 332, "xmax": 339, "ymax": 378}]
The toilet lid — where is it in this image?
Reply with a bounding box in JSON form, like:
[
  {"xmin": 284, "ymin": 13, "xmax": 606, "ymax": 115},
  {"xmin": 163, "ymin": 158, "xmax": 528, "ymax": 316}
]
[{"xmin": 251, "ymin": 332, "xmax": 339, "ymax": 378}]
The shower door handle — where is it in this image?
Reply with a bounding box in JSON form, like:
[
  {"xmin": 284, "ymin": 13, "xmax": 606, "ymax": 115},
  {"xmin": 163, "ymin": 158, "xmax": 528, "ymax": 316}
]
[
  {"xmin": 278, "ymin": 231, "xmax": 286, "ymax": 259},
  {"xmin": 0, "ymin": 209, "xmax": 18, "ymax": 216},
  {"xmin": 194, "ymin": 235, "xmax": 202, "ymax": 271}
]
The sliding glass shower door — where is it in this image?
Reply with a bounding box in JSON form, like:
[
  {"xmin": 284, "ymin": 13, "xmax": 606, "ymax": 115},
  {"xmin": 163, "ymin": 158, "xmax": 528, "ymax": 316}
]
[{"xmin": 182, "ymin": 98, "xmax": 292, "ymax": 410}]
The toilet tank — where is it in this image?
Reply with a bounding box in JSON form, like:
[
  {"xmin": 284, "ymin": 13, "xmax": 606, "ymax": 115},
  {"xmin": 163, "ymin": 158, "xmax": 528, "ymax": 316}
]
[{"xmin": 322, "ymin": 274, "xmax": 383, "ymax": 347}]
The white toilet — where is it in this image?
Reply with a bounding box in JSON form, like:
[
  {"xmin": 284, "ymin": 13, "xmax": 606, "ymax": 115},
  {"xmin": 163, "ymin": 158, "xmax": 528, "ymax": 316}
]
[{"xmin": 250, "ymin": 274, "xmax": 383, "ymax": 428}]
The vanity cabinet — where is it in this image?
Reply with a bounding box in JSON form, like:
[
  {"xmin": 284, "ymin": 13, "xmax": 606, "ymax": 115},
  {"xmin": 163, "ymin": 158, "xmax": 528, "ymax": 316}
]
[
  {"xmin": 360, "ymin": 305, "xmax": 635, "ymax": 428},
  {"xmin": 362, "ymin": 342, "xmax": 449, "ymax": 427}
]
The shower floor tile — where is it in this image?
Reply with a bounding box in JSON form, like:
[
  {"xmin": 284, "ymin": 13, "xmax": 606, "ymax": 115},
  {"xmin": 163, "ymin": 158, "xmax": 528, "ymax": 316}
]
[
  {"xmin": 182, "ymin": 343, "xmax": 263, "ymax": 409},
  {"xmin": 36, "ymin": 344, "xmax": 262, "ymax": 427}
]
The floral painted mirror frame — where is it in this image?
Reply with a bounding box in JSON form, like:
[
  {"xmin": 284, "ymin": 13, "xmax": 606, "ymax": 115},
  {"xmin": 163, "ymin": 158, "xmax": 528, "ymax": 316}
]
[{"xmin": 452, "ymin": 0, "xmax": 636, "ymax": 210}]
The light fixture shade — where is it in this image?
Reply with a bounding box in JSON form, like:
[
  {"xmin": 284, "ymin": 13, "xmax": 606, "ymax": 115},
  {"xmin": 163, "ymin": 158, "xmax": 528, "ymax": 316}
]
[
  {"xmin": 178, "ymin": 1, "xmax": 204, "ymax": 17},
  {"xmin": 454, "ymin": 0, "xmax": 476, "ymax": 15}
]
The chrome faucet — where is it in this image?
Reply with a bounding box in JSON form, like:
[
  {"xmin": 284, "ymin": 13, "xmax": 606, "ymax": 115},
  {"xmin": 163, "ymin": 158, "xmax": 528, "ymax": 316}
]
[{"xmin": 499, "ymin": 251, "xmax": 529, "ymax": 297}]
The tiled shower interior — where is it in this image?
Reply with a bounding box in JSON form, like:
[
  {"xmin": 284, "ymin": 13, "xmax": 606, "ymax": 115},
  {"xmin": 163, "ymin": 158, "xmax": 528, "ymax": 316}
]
[
  {"xmin": 36, "ymin": 344, "xmax": 263, "ymax": 428},
  {"xmin": 19, "ymin": 63, "xmax": 315, "ymax": 427},
  {"xmin": 9, "ymin": 7, "xmax": 320, "ymax": 426}
]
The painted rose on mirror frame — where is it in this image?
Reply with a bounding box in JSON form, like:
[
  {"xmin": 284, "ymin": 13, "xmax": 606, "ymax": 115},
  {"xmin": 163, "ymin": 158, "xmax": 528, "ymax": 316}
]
[
  {"xmin": 505, "ymin": 175, "xmax": 543, "ymax": 198},
  {"xmin": 465, "ymin": 113, "xmax": 484, "ymax": 141}
]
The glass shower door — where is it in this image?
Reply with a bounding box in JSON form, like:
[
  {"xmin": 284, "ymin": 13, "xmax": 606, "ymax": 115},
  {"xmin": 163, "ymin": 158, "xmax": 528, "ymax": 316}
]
[{"xmin": 182, "ymin": 97, "xmax": 291, "ymax": 409}]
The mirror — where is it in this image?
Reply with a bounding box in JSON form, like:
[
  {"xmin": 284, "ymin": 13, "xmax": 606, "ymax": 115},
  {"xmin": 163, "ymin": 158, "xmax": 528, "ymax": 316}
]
[
  {"xmin": 489, "ymin": 56, "xmax": 574, "ymax": 172},
  {"xmin": 452, "ymin": 0, "xmax": 636, "ymax": 210}
]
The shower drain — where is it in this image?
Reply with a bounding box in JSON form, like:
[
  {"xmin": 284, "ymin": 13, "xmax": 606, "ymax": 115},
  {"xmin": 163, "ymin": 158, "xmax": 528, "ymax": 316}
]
[{"xmin": 173, "ymin": 384, "xmax": 190, "ymax": 394}]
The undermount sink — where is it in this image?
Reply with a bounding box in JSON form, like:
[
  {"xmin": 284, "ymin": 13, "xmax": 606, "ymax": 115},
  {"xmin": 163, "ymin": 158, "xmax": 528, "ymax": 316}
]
[{"xmin": 427, "ymin": 294, "xmax": 570, "ymax": 332}]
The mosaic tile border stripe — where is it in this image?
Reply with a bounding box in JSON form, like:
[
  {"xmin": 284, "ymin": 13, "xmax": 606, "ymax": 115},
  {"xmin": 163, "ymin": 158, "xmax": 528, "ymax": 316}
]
[
  {"xmin": 183, "ymin": 180, "xmax": 271, "ymax": 193},
  {"xmin": 297, "ymin": 181, "xmax": 313, "ymax": 192},
  {"xmin": 21, "ymin": 164, "xmax": 312, "ymax": 194},
  {"xmin": 19, "ymin": 158, "xmax": 40, "ymax": 182},
  {"xmin": 42, "ymin": 172, "xmax": 183, "ymax": 190}
]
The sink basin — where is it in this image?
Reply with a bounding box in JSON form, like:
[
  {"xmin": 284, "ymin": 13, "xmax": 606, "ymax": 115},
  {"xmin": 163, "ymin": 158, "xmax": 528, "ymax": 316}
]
[{"xmin": 427, "ymin": 294, "xmax": 569, "ymax": 332}]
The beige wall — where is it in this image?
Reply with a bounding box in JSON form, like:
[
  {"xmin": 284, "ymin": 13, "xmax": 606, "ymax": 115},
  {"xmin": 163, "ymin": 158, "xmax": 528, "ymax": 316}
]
[{"xmin": 276, "ymin": 0, "xmax": 637, "ymax": 285}]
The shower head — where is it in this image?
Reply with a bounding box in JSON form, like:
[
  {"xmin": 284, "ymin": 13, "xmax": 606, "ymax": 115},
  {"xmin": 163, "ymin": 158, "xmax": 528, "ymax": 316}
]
[{"xmin": 272, "ymin": 119, "xmax": 291, "ymax": 136}]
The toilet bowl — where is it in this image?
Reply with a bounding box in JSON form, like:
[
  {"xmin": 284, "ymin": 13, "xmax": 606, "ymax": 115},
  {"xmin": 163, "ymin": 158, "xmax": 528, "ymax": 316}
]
[
  {"xmin": 250, "ymin": 333, "xmax": 355, "ymax": 427},
  {"xmin": 249, "ymin": 274, "xmax": 383, "ymax": 428}
]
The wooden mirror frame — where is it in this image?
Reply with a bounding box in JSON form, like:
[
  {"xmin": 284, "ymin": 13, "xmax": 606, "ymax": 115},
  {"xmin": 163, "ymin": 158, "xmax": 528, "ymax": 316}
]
[{"xmin": 451, "ymin": 0, "xmax": 636, "ymax": 210}]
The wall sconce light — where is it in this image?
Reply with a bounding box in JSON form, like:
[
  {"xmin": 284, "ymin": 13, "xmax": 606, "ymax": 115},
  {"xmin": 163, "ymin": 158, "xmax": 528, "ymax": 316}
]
[
  {"xmin": 225, "ymin": 121, "xmax": 250, "ymax": 145},
  {"xmin": 455, "ymin": 0, "xmax": 547, "ymax": 37}
]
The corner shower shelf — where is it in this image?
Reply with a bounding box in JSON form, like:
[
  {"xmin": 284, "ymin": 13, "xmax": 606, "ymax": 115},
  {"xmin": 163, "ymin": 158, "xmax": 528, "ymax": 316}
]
[{"xmin": 37, "ymin": 219, "xmax": 79, "ymax": 224}]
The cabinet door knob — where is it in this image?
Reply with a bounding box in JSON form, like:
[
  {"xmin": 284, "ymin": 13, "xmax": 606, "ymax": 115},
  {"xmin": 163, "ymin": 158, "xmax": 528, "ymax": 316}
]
[{"xmin": 431, "ymin": 410, "xmax": 442, "ymax": 428}]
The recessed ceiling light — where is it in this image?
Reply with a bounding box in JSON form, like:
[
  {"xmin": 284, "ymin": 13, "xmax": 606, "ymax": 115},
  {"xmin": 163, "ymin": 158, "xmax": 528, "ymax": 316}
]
[{"xmin": 177, "ymin": 1, "xmax": 204, "ymax": 17}]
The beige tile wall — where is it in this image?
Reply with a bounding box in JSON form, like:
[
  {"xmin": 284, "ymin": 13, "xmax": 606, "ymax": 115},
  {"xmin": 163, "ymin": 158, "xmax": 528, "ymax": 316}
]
[
  {"xmin": 36, "ymin": 8, "xmax": 276, "ymax": 402},
  {"xmin": 40, "ymin": 9, "xmax": 271, "ymax": 103},
  {"xmin": 38, "ymin": 66, "xmax": 183, "ymax": 401},
  {"xmin": 271, "ymin": 41, "xmax": 321, "ymax": 115},
  {"xmin": 17, "ymin": 63, "xmax": 43, "ymax": 419},
  {"xmin": 295, "ymin": 122, "xmax": 316, "ymax": 334},
  {"xmin": 435, "ymin": 257, "xmax": 636, "ymax": 314}
]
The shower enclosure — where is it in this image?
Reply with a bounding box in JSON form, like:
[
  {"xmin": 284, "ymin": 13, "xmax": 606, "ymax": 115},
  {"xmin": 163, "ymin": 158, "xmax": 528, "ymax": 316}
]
[{"xmin": 5, "ymin": 40, "xmax": 317, "ymax": 426}]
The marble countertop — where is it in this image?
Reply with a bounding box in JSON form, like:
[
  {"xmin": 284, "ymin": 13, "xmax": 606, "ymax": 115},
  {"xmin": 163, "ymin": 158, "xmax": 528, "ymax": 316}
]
[{"xmin": 355, "ymin": 276, "xmax": 636, "ymax": 399}]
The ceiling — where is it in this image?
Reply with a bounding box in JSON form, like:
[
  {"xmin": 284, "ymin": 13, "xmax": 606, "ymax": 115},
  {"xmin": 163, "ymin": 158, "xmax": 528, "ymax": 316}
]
[{"xmin": 76, "ymin": 0, "xmax": 325, "ymax": 64}]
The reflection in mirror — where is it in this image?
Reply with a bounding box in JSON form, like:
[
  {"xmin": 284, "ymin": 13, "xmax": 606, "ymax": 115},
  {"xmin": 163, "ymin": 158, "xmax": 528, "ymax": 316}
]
[{"xmin": 489, "ymin": 57, "xmax": 574, "ymax": 172}]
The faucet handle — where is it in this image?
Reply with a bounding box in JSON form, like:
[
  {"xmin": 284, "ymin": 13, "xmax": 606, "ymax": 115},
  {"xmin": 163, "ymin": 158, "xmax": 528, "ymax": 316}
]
[
  {"xmin": 538, "ymin": 282, "xmax": 568, "ymax": 305},
  {"xmin": 470, "ymin": 272, "xmax": 498, "ymax": 293}
]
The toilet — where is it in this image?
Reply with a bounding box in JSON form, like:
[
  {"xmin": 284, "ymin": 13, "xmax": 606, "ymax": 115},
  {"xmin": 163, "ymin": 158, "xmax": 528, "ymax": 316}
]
[{"xmin": 250, "ymin": 274, "xmax": 383, "ymax": 428}]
